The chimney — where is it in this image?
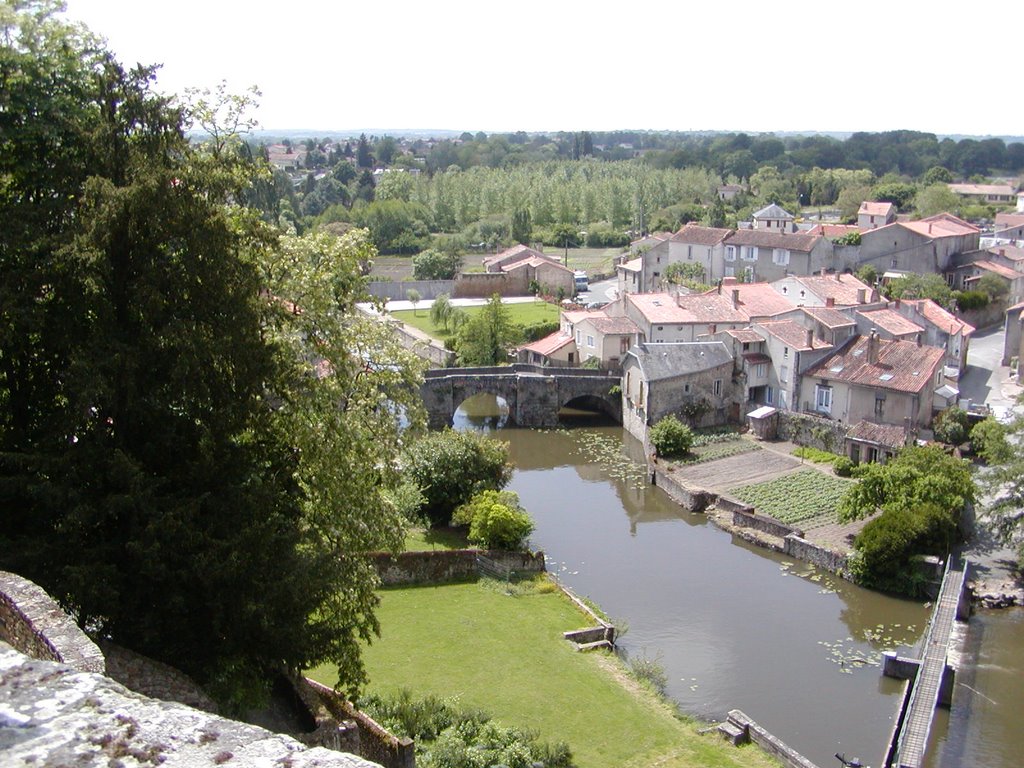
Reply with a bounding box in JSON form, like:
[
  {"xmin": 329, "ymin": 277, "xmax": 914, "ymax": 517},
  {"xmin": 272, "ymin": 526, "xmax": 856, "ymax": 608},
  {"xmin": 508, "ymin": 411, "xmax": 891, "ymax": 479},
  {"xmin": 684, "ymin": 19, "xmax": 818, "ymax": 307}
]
[
  {"xmin": 717, "ymin": 278, "xmax": 723, "ymax": 295},
  {"xmin": 820, "ymin": 267, "xmax": 826, "ymax": 277},
  {"xmin": 826, "ymin": 297, "xmax": 836, "ymax": 308},
  {"xmin": 894, "ymin": 298, "xmax": 901, "ymax": 309},
  {"xmin": 835, "ymin": 272, "xmax": 842, "ymax": 281},
  {"xmin": 916, "ymin": 332, "xmax": 922, "ymax": 347},
  {"xmin": 857, "ymin": 288, "xmax": 867, "ymax": 304},
  {"xmin": 805, "ymin": 328, "xmax": 814, "ymax": 349},
  {"xmin": 867, "ymin": 330, "xmax": 879, "ymax": 365},
  {"xmin": 732, "ymin": 288, "xmax": 740, "ymax": 308},
  {"xmin": 1000, "ymin": 248, "xmax": 1006, "ymax": 257}
]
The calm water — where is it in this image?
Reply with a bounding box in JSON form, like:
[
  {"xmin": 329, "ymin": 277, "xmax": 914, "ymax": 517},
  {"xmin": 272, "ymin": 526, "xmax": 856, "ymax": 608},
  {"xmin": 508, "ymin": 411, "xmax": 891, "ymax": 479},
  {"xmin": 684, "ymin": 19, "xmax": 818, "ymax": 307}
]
[{"xmin": 451, "ymin": 395, "xmax": 1019, "ymax": 768}]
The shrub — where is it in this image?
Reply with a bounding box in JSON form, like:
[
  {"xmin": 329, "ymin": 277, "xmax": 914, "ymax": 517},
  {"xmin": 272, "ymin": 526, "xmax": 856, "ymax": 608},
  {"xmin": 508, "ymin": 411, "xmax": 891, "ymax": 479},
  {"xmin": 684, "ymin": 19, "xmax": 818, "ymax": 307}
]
[
  {"xmin": 521, "ymin": 319, "xmax": 559, "ymax": 342},
  {"xmin": 649, "ymin": 415, "xmax": 694, "ymax": 458},
  {"xmin": 970, "ymin": 417, "xmax": 1011, "ymax": 464},
  {"xmin": 628, "ymin": 651, "xmax": 668, "ymax": 695},
  {"xmin": 851, "ymin": 503, "xmax": 957, "ymax": 594},
  {"xmin": 955, "ymin": 290, "xmax": 989, "ymax": 311},
  {"xmin": 451, "ymin": 490, "xmax": 534, "ymax": 550},
  {"xmin": 402, "ymin": 430, "xmax": 513, "ymax": 526},
  {"xmin": 933, "ymin": 406, "xmax": 970, "ymax": 446},
  {"xmin": 833, "ymin": 456, "xmax": 855, "ymax": 477}
]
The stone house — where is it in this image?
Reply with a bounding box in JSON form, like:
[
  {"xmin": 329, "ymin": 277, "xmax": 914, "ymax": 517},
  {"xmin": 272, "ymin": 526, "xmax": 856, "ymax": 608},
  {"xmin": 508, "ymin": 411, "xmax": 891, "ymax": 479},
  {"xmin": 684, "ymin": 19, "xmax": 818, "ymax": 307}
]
[
  {"xmin": 950, "ymin": 259, "xmax": 1024, "ymax": 305},
  {"xmin": 750, "ymin": 203, "xmax": 797, "ymax": 233},
  {"xmin": 848, "ymin": 213, "xmax": 980, "ymax": 276},
  {"xmin": 784, "ymin": 305, "xmax": 858, "ymax": 347},
  {"xmin": 621, "ymin": 342, "xmax": 736, "ymax": 443},
  {"xmin": 616, "ymin": 256, "xmax": 644, "ymax": 295},
  {"xmin": 667, "ymin": 224, "xmax": 732, "ymax": 284},
  {"xmin": 857, "ymin": 201, "xmax": 896, "ymax": 230},
  {"xmin": 622, "ymin": 291, "xmax": 749, "ymax": 343},
  {"xmin": 749, "ymin": 320, "xmax": 836, "ymax": 412},
  {"xmin": 801, "ymin": 333, "xmax": 946, "ymax": 430},
  {"xmin": 993, "ymin": 212, "xmax": 1024, "ymax": 243},
  {"xmin": 517, "ymin": 329, "xmax": 577, "ymax": 366},
  {"xmin": 889, "ymin": 298, "xmax": 973, "ymax": 374},
  {"xmin": 572, "ymin": 314, "xmax": 642, "ymax": 369},
  {"xmin": 844, "ymin": 420, "xmax": 909, "ymax": 464},
  {"xmin": 721, "ymin": 229, "xmax": 831, "ymax": 283}
]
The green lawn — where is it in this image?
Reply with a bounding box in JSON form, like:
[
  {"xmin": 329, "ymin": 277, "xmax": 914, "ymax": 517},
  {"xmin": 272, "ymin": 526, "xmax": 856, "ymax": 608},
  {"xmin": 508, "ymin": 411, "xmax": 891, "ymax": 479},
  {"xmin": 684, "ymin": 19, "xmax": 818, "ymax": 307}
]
[
  {"xmin": 391, "ymin": 300, "xmax": 561, "ymax": 341},
  {"xmin": 403, "ymin": 526, "xmax": 468, "ymax": 551},
  {"xmin": 308, "ymin": 581, "xmax": 778, "ymax": 768}
]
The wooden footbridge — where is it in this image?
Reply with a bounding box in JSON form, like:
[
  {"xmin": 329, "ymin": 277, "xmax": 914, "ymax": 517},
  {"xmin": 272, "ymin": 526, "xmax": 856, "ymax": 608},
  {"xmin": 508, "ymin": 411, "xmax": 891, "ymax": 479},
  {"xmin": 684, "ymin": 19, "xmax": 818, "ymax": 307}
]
[{"xmin": 881, "ymin": 557, "xmax": 971, "ymax": 768}]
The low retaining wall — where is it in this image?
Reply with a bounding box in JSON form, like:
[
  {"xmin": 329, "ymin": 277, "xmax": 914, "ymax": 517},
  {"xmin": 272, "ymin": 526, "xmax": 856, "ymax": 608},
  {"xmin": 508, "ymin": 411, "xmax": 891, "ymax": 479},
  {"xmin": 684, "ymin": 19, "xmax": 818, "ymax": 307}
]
[
  {"xmin": 651, "ymin": 468, "xmax": 715, "ymax": 512},
  {"xmin": 370, "ymin": 549, "xmax": 545, "ymax": 586},
  {"xmin": 0, "ymin": 570, "xmax": 105, "ymax": 674},
  {"xmin": 306, "ymin": 678, "xmax": 415, "ymax": 768},
  {"xmin": 731, "ymin": 508, "xmax": 804, "ymax": 540},
  {"xmin": 726, "ymin": 710, "xmax": 821, "ymax": 768},
  {"xmin": 782, "ymin": 535, "xmax": 849, "ymax": 576}
]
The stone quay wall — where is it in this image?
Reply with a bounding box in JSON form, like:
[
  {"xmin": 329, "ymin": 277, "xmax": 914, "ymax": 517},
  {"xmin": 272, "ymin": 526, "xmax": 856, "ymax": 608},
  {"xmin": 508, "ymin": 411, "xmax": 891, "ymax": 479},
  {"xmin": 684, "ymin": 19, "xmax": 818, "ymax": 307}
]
[{"xmin": 726, "ymin": 710, "xmax": 822, "ymax": 768}]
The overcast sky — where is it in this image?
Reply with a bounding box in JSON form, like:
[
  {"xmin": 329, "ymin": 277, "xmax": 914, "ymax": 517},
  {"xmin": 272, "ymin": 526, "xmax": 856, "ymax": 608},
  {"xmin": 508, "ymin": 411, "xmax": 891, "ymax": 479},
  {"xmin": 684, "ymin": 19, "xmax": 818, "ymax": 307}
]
[{"xmin": 62, "ymin": 0, "xmax": 1019, "ymax": 138}]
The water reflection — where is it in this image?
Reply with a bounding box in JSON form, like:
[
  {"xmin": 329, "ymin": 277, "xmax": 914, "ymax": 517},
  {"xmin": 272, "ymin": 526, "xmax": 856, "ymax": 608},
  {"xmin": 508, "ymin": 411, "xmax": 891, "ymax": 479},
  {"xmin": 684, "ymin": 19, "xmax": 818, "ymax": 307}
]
[{"xmin": 453, "ymin": 393, "xmax": 510, "ymax": 431}]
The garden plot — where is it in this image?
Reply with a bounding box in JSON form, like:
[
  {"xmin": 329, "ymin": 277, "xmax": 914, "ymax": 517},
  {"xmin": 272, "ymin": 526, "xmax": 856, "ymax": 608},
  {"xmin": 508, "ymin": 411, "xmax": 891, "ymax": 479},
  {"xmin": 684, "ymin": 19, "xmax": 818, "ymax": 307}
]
[{"xmin": 730, "ymin": 470, "xmax": 854, "ymax": 529}]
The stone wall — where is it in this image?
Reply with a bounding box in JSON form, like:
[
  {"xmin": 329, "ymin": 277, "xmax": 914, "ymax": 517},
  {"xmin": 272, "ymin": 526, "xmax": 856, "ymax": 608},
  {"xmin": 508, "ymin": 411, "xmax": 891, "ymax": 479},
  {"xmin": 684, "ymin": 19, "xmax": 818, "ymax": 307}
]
[
  {"xmin": 725, "ymin": 710, "xmax": 821, "ymax": 768},
  {"xmin": 0, "ymin": 570, "xmax": 105, "ymax": 674},
  {"xmin": 370, "ymin": 549, "xmax": 546, "ymax": 586},
  {"xmin": 960, "ymin": 302, "xmax": 1006, "ymax": 332},
  {"xmin": 782, "ymin": 535, "xmax": 849, "ymax": 577},
  {"xmin": 367, "ymin": 280, "xmax": 456, "ymax": 302},
  {"xmin": 651, "ymin": 467, "xmax": 715, "ymax": 512},
  {"xmin": 731, "ymin": 508, "xmax": 804, "ymax": 540},
  {"xmin": 307, "ymin": 678, "xmax": 416, "ymax": 768},
  {"xmin": 0, "ymin": 643, "xmax": 380, "ymax": 768},
  {"xmin": 453, "ymin": 272, "xmax": 514, "ymax": 298},
  {"xmin": 777, "ymin": 411, "xmax": 848, "ymax": 454},
  {"xmin": 389, "ymin": 319, "xmax": 456, "ymax": 367}
]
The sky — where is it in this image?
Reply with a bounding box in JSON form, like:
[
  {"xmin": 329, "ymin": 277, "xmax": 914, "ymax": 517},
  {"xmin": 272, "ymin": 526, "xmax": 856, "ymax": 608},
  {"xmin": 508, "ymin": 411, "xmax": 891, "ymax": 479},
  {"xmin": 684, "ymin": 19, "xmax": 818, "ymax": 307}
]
[{"xmin": 62, "ymin": 0, "xmax": 1019, "ymax": 138}]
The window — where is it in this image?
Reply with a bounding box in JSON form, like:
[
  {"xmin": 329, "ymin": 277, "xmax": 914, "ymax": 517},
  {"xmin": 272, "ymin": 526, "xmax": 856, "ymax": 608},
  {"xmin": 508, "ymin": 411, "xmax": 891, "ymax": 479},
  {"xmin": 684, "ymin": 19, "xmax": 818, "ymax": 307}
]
[
  {"xmin": 684, "ymin": 383, "xmax": 691, "ymax": 394},
  {"xmin": 725, "ymin": 266, "xmax": 735, "ymax": 277},
  {"xmin": 778, "ymin": 390, "xmax": 788, "ymax": 409},
  {"xmin": 620, "ymin": 337, "xmax": 630, "ymax": 354},
  {"xmin": 713, "ymin": 379, "xmax": 722, "ymax": 396},
  {"xmin": 874, "ymin": 395, "xmax": 885, "ymax": 417},
  {"xmin": 783, "ymin": 346, "xmax": 789, "ymax": 359},
  {"xmin": 725, "ymin": 245, "xmax": 736, "ymax": 262},
  {"xmin": 576, "ymin": 330, "xmax": 581, "ymax": 345},
  {"xmin": 687, "ymin": 245, "xmax": 693, "ymax": 260},
  {"xmin": 772, "ymin": 248, "xmax": 790, "ymax": 266},
  {"xmin": 765, "ymin": 386, "xmax": 773, "ymax": 405},
  {"xmin": 586, "ymin": 335, "xmax": 595, "ymax": 348},
  {"xmin": 815, "ymin": 385, "xmax": 832, "ymax": 414},
  {"xmin": 754, "ymin": 362, "xmax": 767, "ymax": 378},
  {"xmin": 742, "ymin": 246, "xmax": 758, "ymax": 261},
  {"xmin": 742, "ymin": 342, "xmax": 750, "ymax": 351},
  {"xmin": 780, "ymin": 365, "xmax": 789, "ymax": 383},
  {"xmin": 891, "ymin": 258, "xmax": 898, "ymax": 268}
]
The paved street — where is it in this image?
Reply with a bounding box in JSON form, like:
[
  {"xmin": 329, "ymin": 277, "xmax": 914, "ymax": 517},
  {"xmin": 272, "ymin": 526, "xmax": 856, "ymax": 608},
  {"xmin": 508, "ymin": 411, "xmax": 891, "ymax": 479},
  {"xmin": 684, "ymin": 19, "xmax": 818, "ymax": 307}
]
[{"xmin": 958, "ymin": 325, "xmax": 1022, "ymax": 421}]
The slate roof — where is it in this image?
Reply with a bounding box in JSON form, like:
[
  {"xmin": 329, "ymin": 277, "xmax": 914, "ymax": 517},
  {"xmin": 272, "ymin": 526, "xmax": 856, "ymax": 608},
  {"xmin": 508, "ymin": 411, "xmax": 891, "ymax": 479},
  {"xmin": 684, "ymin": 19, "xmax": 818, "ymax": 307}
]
[
  {"xmin": 857, "ymin": 308, "xmax": 924, "ymax": 337},
  {"xmin": 752, "ymin": 203, "xmax": 795, "ymax": 220},
  {"xmin": 756, "ymin": 320, "xmax": 833, "ymax": 351},
  {"xmin": 800, "ymin": 305, "xmax": 856, "ymax": 329},
  {"xmin": 804, "ymin": 336, "xmax": 944, "ymax": 395},
  {"xmin": 726, "ymin": 229, "xmax": 820, "ymax": 252},
  {"xmin": 671, "ymin": 223, "xmax": 732, "ymax": 246},
  {"xmin": 846, "ymin": 420, "xmax": 908, "ymax": 450},
  {"xmin": 628, "ymin": 342, "xmax": 733, "ymax": 381}
]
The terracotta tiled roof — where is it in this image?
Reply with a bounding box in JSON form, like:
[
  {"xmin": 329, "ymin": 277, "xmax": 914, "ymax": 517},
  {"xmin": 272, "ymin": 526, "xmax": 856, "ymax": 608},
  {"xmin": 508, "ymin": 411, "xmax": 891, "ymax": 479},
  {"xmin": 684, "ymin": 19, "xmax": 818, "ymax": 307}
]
[
  {"xmin": 619, "ymin": 257, "xmax": 643, "ymax": 272},
  {"xmin": 804, "ymin": 224, "xmax": 863, "ymax": 238},
  {"xmin": 520, "ymin": 330, "xmax": 574, "ymax": 356},
  {"xmin": 800, "ymin": 306, "xmax": 856, "ymax": 328},
  {"xmin": 581, "ymin": 315, "xmax": 642, "ymax": 335},
  {"xmin": 948, "ymin": 183, "xmax": 1016, "ymax": 196},
  {"xmin": 703, "ymin": 283, "xmax": 795, "ymax": 318},
  {"xmin": 994, "ymin": 213, "xmax": 1024, "ymax": 228},
  {"xmin": 756, "ymin": 320, "xmax": 833, "ymax": 351},
  {"xmin": 846, "ymin": 420, "xmax": 908, "ymax": 450},
  {"xmin": 987, "ymin": 245, "xmax": 1024, "ymax": 262},
  {"xmin": 791, "ymin": 273, "xmax": 874, "ymax": 306},
  {"xmin": 900, "ymin": 299, "xmax": 974, "ymax": 338},
  {"xmin": 482, "ymin": 244, "xmax": 548, "ymax": 268},
  {"xmin": 726, "ymin": 229, "xmax": 821, "ymax": 252},
  {"xmin": 900, "ymin": 213, "xmax": 979, "ymax": 239},
  {"xmin": 857, "ymin": 308, "xmax": 924, "ymax": 337},
  {"xmin": 970, "ymin": 260, "xmax": 1021, "ymax": 280},
  {"xmin": 562, "ymin": 309, "xmax": 601, "ymax": 325},
  {"xmin": 858, "ymin": 201, "xmax": 895, "ymax": 217},
  {"xmin": 804, "ymin": 335, "xmax": 945, "ymax": 395},
  {"xmin": 506, "ymin": 255, "xmax": 574, "ymax": 274},
  {"xmin": 723, "ymin": 328, "xmax": 765, "ymax": 343},
  {"xmin": 627, "ymin": 292, "xmax": 748, "ymax": 324},
  {"xmin": 671, "ymin": 224, "xmax": 732, "ymax": 246}
]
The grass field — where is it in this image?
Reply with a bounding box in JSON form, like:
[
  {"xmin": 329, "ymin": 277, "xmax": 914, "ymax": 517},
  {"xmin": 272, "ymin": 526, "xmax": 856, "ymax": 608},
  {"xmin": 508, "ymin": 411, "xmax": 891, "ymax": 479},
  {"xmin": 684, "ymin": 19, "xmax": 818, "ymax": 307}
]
[
  {"xmin": 391, "ymin": 300, "xmax": 561, "ymax": 340},
  {"xmin": 403, "ymin": 526, "xmax": 468, "ymax": 551},
  {"xmin": 308, "ymin": 581, "xmax": 779, "ymax": 768}
]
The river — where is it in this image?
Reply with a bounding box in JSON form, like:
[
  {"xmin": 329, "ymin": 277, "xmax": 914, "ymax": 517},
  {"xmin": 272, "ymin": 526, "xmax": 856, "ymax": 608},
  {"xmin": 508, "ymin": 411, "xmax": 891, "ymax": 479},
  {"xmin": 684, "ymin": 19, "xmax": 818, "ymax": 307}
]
[{"xmin": 454, "ymin": 396, "xmax": 1020, "ymax": 768}]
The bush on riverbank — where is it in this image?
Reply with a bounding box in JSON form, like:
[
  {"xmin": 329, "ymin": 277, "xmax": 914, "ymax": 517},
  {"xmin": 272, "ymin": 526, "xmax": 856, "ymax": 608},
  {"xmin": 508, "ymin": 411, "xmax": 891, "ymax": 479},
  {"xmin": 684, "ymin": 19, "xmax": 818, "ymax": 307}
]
[{"xmin": 650, "ymin": 416, "xmax": 694, "ymax": 458}]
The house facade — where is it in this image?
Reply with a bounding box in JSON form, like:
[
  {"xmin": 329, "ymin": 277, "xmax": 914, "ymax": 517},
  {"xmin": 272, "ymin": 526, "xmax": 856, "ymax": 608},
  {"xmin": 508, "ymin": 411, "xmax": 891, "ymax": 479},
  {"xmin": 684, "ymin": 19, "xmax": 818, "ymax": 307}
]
[
  {"xmin": 858, "ymin": 201, "xmax": 896, "ymax": 230},
  {"xmin": 721, "ymin": 230, "xmax": 831, "ymax": 283}
]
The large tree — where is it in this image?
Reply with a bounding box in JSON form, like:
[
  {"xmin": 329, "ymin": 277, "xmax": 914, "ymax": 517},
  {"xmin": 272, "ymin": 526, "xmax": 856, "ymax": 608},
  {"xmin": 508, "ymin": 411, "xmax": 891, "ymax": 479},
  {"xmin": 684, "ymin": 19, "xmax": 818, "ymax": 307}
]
[{"xmin": 0, "ymin": 1, "xmax": 421, "ymax": 705}]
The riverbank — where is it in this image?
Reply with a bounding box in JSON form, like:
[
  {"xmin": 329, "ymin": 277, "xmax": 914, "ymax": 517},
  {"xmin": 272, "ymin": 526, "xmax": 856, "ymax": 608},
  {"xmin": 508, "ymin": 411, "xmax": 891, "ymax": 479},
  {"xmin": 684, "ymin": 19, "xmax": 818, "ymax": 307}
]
[{"xmin": 309, "ymin": 578, "xmax": 781, "ymax": 768}]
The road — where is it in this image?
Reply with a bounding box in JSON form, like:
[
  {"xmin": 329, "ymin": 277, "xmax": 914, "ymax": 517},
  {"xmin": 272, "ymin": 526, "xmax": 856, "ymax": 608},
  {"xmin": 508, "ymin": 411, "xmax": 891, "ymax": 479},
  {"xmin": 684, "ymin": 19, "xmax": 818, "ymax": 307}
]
[{"xmin": 958, "ymin": 325, "xmax": 1021, "ymax": 421}]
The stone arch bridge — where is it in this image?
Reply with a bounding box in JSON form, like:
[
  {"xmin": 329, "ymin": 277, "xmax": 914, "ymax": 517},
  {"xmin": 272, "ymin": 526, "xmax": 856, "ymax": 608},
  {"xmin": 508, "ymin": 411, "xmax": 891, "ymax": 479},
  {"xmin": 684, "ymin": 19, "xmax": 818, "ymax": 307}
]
[{"xmin": 420, "ymin": 365, "xmax": 622, "ymax": 428}]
